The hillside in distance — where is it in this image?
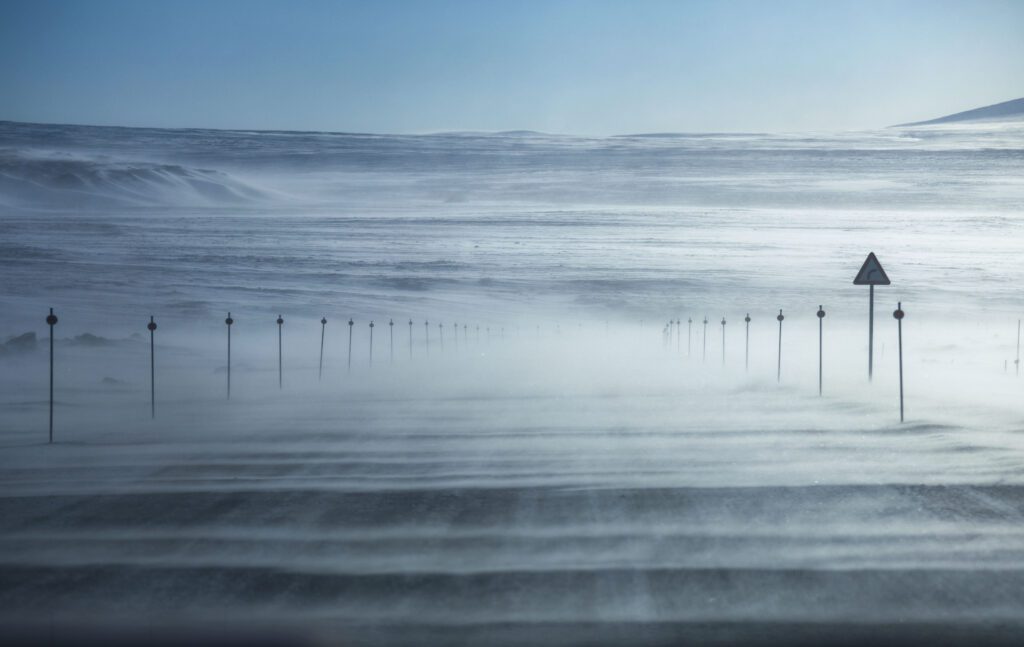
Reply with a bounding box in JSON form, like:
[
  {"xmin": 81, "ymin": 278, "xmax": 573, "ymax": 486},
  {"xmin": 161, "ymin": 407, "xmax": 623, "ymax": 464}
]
[{"xmin": 895, "ymin": 96, "xmax": 1024, "ymax": 127}]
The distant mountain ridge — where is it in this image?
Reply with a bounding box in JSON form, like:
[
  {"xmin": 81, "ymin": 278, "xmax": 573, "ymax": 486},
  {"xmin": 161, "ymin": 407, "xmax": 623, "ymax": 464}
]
[{"xmin": 895, "ymin": 97, "xmax": 1024, "ymax": 127}]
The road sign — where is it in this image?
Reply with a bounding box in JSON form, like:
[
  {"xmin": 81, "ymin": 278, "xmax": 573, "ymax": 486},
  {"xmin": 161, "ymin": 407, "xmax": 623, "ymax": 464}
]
[
  {"xmin": 853, "ymin": 252, "xmax": 890, "ymax": 286},
  {"xmin": 854, "ymin": 252, "xmax": 890, "ymax": 380}
]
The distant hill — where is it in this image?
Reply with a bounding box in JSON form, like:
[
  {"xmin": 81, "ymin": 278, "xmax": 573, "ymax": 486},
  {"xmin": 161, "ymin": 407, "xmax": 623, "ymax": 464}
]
[{"xmin": 895, "ymin": 97, "xmax": 1024, "ymax": 127}]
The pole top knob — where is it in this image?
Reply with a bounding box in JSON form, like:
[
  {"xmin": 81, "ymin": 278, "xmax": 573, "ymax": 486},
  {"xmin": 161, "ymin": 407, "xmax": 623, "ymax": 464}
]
[
  {"xmin": 744, "ymin": 314, "xmax": 751, "ymax": 322},
  {"xmin": 277, "ymin": 315, "xmax": 284, "ymax": 325},
  {"xmin": 721, "ymin": 318, "xmax": 726, "ymax": 325},
  {"xmin": 348, "ymin": 319, "xmax": 354, "ymax": 326},
  {"xmin": 893, "ymin": 303, "xmax": 905, "ymax": 320},
  {"xmin": 688, "ymin": 318, "xmax": 692, "ymax": 323},
  {"xmin": 389, "ymin": 319, "xmax": 394, "ymax": 326},
  {"xmin": 321, "ymin": 317, "xmax": 327, "ymax": 325},
  {"xmin": 817, "ymin": 306, "xmax": 825, "ymax": 319},
  {"xmin": 369, "ymin": 321, "xmax": 374, "ymax": 327},
  {"xmin": 225, "ymin": 313, "xmax": 234, "ymax": 326},
  {"xmin": 46, "ymin": 308, "xmax": 58, "ymax": 326},
  {"xmin": 147, "ymin": 316, "xmax": 157, "ymax": 331},
  {"xmin": 777, "ymin": 309, "xmax": 785, "ymax": 322}
]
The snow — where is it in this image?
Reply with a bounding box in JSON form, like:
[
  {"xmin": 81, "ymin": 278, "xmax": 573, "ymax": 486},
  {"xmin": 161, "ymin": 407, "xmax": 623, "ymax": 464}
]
[{"xmin": 1, "ymin": 119, "xmax": 1024, "ymax": 643}]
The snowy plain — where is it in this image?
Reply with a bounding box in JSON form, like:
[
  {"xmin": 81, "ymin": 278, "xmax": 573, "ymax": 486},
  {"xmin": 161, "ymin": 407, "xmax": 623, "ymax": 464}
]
[{"xmin": 1, "ymin": 119, "xmax": 1024, "ymax": 644}]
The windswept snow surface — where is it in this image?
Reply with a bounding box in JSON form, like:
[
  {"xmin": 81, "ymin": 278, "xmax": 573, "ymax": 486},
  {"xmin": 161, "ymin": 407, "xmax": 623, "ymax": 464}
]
[{"xmin": 2, "ymin": 119, "xmax": 1024, "ymax": 644}]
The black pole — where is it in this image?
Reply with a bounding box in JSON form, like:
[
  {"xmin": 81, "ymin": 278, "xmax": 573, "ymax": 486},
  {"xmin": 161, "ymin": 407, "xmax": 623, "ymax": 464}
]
[
  {"xmin": 46, "ymin": 308, "xmax": 57, "ymax": 443},
  {"xmin": 389, "ymin": 319, "xmax": 394, "ymax": 364},
  {"xmin": 369, "ymin": 321, "xmax": 375, "ymax": 367},
  {"xmin": 702, "ymin": 316, "xmax": 708, "ymax": 362},
  {"xmin": 347, "ymin": 318, "xmax": 354, "ymax": 373},
  {"xmin": 894, "ymin": 303, "xmax": 905, "ymax": 422},
  {"xmin": 776, "ymin": 309, "xmax": 784, "ymax": 383},
  {"xmin": 817, "ymin": 306, "xmax": 825, "ymax": 396},
  {"xmin": 1016, "ymin": 319, "xmax": 1020, "ymax": 377},
  {"xmin": 425, "ymin": 320, "xmax": 429, "ymax": 355},
  {"xmin": 225, "ymin": 312, "xmax": 233, "ymax": 400},
  {"xmin": 319, "ymin": 317, "xmax": 327, "ymax": 381},
  {"xmin": 148, "ymin": 316, "xmax": 157, "ymax": 417},
  {"xmin": 744, "ymin": 314, "xmax": 750, "ymax": 373},
  {"xmin": 409, "ymin": 319, "xmax": 413, "ymax": 358},
  {"xmin": 869, "ymin": 283, "xmax": 875, "ymax": 381},
  {"xmin": 277, "ymin": 315, "xmax": 284, "ymax": 389},
  {"xmin": 721, "ymin": 317, "xmax": 726, "ymax": 365}
]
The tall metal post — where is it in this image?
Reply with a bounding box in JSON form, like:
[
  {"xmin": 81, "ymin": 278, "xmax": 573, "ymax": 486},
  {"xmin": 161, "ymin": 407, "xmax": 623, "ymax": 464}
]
[
  {"xmin": 425, "ymin": 320, "xmax": 430, "ymax": 355},
  {"xmin": 347, "ymin": 318, "xmax": 354, "ymax": 373},
  {"xmin": 46, "ymin": 308, "xmax": 57, "ymax": 442},
  {"xmin": 720, "ymin": 317, "xmax": 726, "ymax": 364},
  {"xmin": 1016, "ymin": 319, "xmax": 1020, "ymax": 377},
  {"xmin": 409, "ymin": 319, "xmax": 413, "ymax": 358},
  {"xmin": 702, "ymin": 316, "xmax": 708, "ymax": 362},
  {"xmin": 277, "ymin": 315, "xmax": 284, "ymax": 389},
  {"xmin": 319, "ymin": 317, "xmax": 327, "ymax": 381},
  {"xmin": 776, "ymin": 309, "xmax": 784, "ymax": 383},
  {"xmin": 687, "ymin": 318, "xmax": 692, "ymax": 357},
  {"xmin": 869, "ymin": 284, "xmax": 874, "ymax": 381},
  {"xmin": 744, "ymin": 314, "xmax": 750, "ymax": 373},
  {"xmin": 225, "ymin": 313, "xmax": 233, "ymax": 400},
  {"xmin": 369, "ymin": 321, "xmax": 375, "ymax": 367},
  {"xmin": 389, "ymin": 319, "xmax": 394, "ymax": 364},
  {"xmin": 894, "ymin": 303, "xmax": 905, "ymax": 422},
  {"xmin": 817, "ymin": 306, "xmax": 825, "ymax": 396},
  {"xmin": 148, "ymin": 316, "xmax": 157, "ymax": 417}
]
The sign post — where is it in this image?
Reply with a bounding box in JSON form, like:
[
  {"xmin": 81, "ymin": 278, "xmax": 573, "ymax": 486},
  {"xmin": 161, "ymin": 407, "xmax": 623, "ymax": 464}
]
[
  {"xmin": 348, "ymin": 318, "xmax": 354, "ymax": 373},
  {"xmin": 47, "ymin": 308, "xmax": 58, "ymax": 442},
  {"xmin": 720, "ymin": 317, "xmax": 726, "ymax": 365},
  {"xmin": 319, "ymin": 317, "xmax": 327, "ymax": 381},
  {"xmin": 702, "ymin": 316, "xmax": 708, "ymax": 362},
  {"xmin": 894, "ymin": 303, "xmax": 905, "ymax": 422},
  {"xmin": 816, "ymin": 306, "xmax": 825, "ymax": 396},
  {"xmin": 776, "ymin": 309, "xmax": 784, "ymax": 383},
  {"xmin": 225, "ymin": 313, "xmax": 234, "ymax": 400},
  {"xmin": 148, "ymin": 316, "xmax": 157, "ymax": 417},
  {"xmin": 853, "ymin": 252, "xmax": 891, "ymax": 381},
  {"xmin": 277, "ymin": 315, "xmax": 284, "ymax": 389},
  {"xmin": 369, "ymin": 321, "xmax": 375, "ymax": 367},
  {"xmin": 744, "ymin": 314, "xmax": 751, "ymax": 373}
]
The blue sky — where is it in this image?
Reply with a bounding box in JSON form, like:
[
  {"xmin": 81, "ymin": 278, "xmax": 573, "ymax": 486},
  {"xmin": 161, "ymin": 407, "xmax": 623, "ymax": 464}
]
[{"xmin": 1, "ymin": 0, "xmax": 1022, "ymax": 134}]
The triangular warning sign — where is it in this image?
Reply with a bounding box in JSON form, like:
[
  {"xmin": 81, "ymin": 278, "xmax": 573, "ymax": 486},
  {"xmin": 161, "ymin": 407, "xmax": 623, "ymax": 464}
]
[{"xmin": 853, "ymin": 252, "xmax": 891, "ymax": 285}]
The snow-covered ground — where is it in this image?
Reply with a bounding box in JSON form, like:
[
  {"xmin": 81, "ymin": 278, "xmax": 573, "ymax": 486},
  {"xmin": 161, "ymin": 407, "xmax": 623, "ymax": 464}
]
[{"xmin": 1, "ymin": 119, "xmax": 1024, "ymax": 643}]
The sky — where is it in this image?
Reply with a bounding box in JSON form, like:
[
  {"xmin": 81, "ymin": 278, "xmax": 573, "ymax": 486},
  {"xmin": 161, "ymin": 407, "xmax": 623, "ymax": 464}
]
[{"xmin": 1, "ymin": 0, "xmax": 1022, "ymax": 135}]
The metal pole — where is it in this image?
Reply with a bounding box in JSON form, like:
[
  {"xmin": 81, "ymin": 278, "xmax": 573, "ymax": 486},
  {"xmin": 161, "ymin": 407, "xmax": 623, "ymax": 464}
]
[
  {"xmin": 817, "ymin": 306, "xmax": 825, "ymax": 396},
  {"xmin": 347, "ymin": 318, "xmax": 354, "ymax": 373},
  {"xmin": 225, "ymin": 313, "xmax": 233, "ymax": 400},
  {"xmin": 894, "ymin": 303, "xmax": 905, "ymax": 422},
  {"xmin": 425, "ymin": 320, "xmax": 429, "ymax": 355},
  {"xmin": 148, "ymin": 316, "xmax": 157, "ymax": 417},
  {"xmin": 869, "ymin": 284, "xmax": 874, "ymax": 381},
  {"xmin": 277, "ymin": 315, "xmax": 284, "ymax": 389},
  {"xmin": 409, "ymin": 319, "xmax": 413, "ymax": 358},
  {"xmin": 389, "ymin": 319, "xmax": 394, "ymax": 364},
  {"xmin": 676, "ymin": 319, "xmax": 680, "ymax": 352},
  {"xmin": 721, "ymin": 317, "xmax": 726, "ymax": 365},
  {"xmin": 687, "ymin": 318, "xmax": 692, "ymax": 357},
  {"xmin": 369, "ymin": 321, "xmax": 374, "ymax": 367},
  {"xmin": 47, "ymin": 308, "xmax": 57, "ymax": 442},
  {"xmin": 453, "ymin": 322, "xmax": 458, "ymax": 352},
  {"xmin": 1016, "ymin": 319, "xmax": 1020, "ymax": 377},
  {"xmin": 439, "ymin": 323, "xmax": 444, "ymax": 353},
  {"xmin": 702, "ymin": 316, "xmax": 708, "ymax": 362},
  {"xmin": 776, "ymin": 309, "xmax": 784, "ymax": 383},
  {"xmin": 744, "ymin": 314, "xmax": 750, "ymax": 373},
  {"xmin": 319, "ymin": 317, "xmax": 327, "ymax": 381}
]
